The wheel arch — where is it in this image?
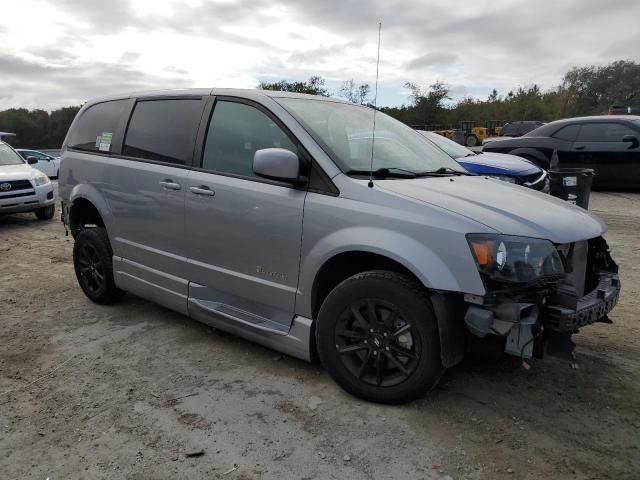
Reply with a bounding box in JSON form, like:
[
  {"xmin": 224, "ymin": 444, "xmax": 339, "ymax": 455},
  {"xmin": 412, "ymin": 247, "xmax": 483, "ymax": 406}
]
[
  {"xmin": 310, "ymin": 250, "xmax": 422, "ymax": 321},
  {"xmin": 507, "ymin": 147, "xmax": 549, "ymax": 168},
  {"xmin": 67, "ymin": 185, "xmax": 111, "ymax": 237},
  {"xmin": 307, "ymin": 248, "xmax": 467, "ymax": 369}
]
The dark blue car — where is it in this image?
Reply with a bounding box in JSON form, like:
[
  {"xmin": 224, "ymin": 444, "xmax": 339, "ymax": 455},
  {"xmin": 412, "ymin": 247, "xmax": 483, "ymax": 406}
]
[{"xmin": 419, "ymin": 130, "xmax": 549, "ymax": 192}]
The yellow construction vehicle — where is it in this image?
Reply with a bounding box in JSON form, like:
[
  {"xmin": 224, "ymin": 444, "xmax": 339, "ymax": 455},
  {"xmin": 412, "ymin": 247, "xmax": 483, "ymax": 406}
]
[{"xmin": 460, "ymin": 121, "xmax": 488, "ymax": 147}]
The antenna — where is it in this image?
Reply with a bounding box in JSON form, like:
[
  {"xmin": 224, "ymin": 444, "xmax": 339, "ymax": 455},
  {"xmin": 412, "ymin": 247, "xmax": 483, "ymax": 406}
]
[{"xmin": 368, "ymin": 22, "xmax": 382, "ymax": 188}]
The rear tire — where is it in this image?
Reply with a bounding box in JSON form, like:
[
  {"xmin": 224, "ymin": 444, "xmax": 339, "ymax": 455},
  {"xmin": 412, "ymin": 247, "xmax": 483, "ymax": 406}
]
[
  {"xmin": 34, "ymin": 205, "xmax": 55, "ymax": 220},
  {"xmin": 73, "ymin": 227, "xmax": 125, "ymax": 305},
  {"xmin": 316, "ymin": 271, "xmax": 443, "ymax": 404},
  {"xmin": 466, "ymin": 135, "xmax": 479, "ymax": 147}
]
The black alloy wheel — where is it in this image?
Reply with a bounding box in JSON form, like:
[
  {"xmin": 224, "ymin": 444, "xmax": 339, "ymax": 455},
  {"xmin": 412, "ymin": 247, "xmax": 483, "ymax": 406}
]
[
  {"xmin": 316, "ymin": 271, "xmax": 443, "ymax": 404},
  {"xmin": 335, "ymin": 299, "xmax": 420, "ymax": 387},
  {"xmin": 73, "ymin": 227, "xmax": 125, "ymax": 304},
  {"xmin": 77, "ymin": 242, "xmax": 105, "ymax": 295}
]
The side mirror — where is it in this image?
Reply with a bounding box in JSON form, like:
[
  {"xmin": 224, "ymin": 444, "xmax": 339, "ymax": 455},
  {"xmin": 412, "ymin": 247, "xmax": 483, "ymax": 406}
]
[
  {"xmin": 26, "ymin": 156, "xmax": 39, "ymax": 165},
  {"xmin": 253, "ymin": 148, "xmax": 305, "ymax": 184},
  {"xmin": 622, "ymin": 135, "xmax": 639, "ymax": 148}
]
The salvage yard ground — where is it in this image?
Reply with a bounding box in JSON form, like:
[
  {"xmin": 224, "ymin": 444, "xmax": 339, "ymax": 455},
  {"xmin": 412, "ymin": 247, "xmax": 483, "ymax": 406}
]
[{"xmin": 1, "ymin": 188, "xmax": 639, "ymax": 479}]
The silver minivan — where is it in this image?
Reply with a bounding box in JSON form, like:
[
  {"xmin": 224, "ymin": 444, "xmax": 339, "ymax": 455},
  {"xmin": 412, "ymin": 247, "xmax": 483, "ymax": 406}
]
[{"xmin": 59, "ymin": 89, "xmax": 620, "ymax": 404}]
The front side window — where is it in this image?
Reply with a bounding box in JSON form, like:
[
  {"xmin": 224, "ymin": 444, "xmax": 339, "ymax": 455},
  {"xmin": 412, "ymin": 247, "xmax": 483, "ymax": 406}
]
[
  {"xmin": 0, "ymin": 143, "xmax": 25, "ymax": 166},
  {"xmin": 577, "ymin": 123, "xmax": 636, "ymax": 142},
  {"xmin": 201, "ymin": 101, "xmax": 297, "ymax": 178},
  {"xmin": 67, "ymin": 100, "xmax": 129, "ymax": 153},
  {"xmin": 278, "ymin": 98, "xmax": 462, "ymax": 173},
  {"xmin": 123, "ymin": 99, "xmax": 202, "ymax": 165}
]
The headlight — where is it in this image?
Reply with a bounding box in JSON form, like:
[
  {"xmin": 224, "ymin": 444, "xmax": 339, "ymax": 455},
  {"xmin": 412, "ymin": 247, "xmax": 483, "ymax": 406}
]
[
  {"xmin": 487, "ymin": 175, "xmax": 517, "ymax": 184},
  {"xmin": 467, "ymin": 234, "xmax": 564, "ymax": 289},
  {"xmin": 33, "ymin": 172, "xmax": 50, "ymax": 186}
]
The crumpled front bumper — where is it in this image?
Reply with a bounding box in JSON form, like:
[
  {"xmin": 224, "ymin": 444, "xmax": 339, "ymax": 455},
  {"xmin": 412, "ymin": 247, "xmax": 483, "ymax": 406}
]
[
  {"xmin": 463, "ymin": 269, "xmax": 621, "ymax": 358},
  {"xmin": 546, "ymin": 272, "xmax": 620, "ymax": 332}
]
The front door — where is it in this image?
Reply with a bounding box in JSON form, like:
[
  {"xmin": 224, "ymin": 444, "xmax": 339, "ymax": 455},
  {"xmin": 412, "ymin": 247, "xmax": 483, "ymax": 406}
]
[
  {"xmin": 570, "ymin": 122, "xmax": 639, "ymax": 189},
  {"xmin": 185, "ymin": 98, "xmax": 306, "ymax": 331}
]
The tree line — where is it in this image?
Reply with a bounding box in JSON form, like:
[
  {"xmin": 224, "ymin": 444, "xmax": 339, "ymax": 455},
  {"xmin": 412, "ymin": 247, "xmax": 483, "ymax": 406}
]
[{"xmin": 1, "ymin": 60, "xmax": 637, "ymax": 148}]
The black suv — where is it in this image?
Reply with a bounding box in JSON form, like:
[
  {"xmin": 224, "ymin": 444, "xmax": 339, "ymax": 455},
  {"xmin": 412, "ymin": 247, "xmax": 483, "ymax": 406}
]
[
  {"xmin": 500, "ymin": 121, "xmax": 544, "ymax": 137},
  {"xmin": 483, "ymin": 116, "xmax": 640, "ymax": 190},
  {"xmin": 608, "ymin": 104, "xmax": 640, "ymax": 115}
]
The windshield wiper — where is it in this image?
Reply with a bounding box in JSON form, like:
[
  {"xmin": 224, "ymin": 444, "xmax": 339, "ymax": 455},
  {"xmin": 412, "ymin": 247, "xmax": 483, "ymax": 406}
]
[
  {"xmin": 416, "ymin": 167, "xmax": 470, "ymax": 176},
  {"xmin": 346, "ymin": 167, "xmax": 417, "ymax": 179}
]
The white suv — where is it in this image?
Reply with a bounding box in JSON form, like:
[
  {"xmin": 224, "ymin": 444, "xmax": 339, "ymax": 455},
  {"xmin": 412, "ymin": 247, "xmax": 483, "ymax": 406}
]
[{"xmin": 0, "ymin": 140, "xmax": 55, "ymax": 220}]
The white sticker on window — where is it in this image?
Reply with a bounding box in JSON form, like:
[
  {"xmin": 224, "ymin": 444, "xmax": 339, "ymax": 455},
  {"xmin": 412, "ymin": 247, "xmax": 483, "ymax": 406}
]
[
  {"xmin": 98, "ymin": 132, "xmax": 113, "ymax": 152},
  {"xmin": 563, "ymin": 176, "xmax": 577, "ymax": 187}
]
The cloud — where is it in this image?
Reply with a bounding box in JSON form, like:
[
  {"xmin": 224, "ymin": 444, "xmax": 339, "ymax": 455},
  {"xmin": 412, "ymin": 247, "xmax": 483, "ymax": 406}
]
[
  {"xmin": 0, "ymin": 53, "xmax": 192, "ymax": 109},
  {"xmin": 406, "ymin": 52, "xmax": 457, "ymax": 70},
  {"xmin": 1, "ymin": 0, "xmax": 639, "ymax": 110}
]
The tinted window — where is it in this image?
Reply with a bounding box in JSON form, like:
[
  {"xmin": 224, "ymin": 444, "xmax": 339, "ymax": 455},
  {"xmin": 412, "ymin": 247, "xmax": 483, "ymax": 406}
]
[
  {"xmin": 123, "ymin": 99, "xmax": 202, "ymax": 165},
  {"xmin": 577, "ymin": 123, "xmax": 636, "ymax": 142},
  {"xmin": 552, "ymin": 124, "xmax": 580, "ymax": 141},
  {"xmin": 67, "ymin": 100, "xmax": 129, "ymax": 153},
  {"xmin": 520, "ymin": 122, "xmax": 542, "ymax": 135},
  {"xmin": 201, "ymin": 101, "xmax": 297, "ymax": 178},
  {"xmin": 502, "ymin": 124, "xmax": 518, "ymax": 136}
]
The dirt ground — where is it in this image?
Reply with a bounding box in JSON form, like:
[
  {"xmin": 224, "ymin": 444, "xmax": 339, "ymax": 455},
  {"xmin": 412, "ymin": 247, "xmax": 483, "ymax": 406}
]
[{"xmin": 1, "ymin": 188, "xmax": 639, "ymax": 480}]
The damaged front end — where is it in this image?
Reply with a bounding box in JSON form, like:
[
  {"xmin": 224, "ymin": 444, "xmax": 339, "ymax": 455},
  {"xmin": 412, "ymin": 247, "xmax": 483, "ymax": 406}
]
[{"xmin": 463, "ymin": 235, "xmax": 620, "ymax": 359}]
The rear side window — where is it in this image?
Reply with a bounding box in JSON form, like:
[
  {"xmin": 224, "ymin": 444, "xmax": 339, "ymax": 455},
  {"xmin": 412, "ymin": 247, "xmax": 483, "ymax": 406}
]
[
  {"xmin": 123, "ymin": 99, "xmax": 202, "ymax": 165},
  {"xmin": 552, "ymin": 124, "xmax": 580, "ymax": 141},
  {"xmin": 200, "ymin": 101, "xmax": 297, "ymax": 178},
  {"xmin": 577, "ymin": 123, "xmax": 636, "ymax": 142},
  {"xmin": 67, "ymin": 100, "xmax": 129, "ymax": 153}
]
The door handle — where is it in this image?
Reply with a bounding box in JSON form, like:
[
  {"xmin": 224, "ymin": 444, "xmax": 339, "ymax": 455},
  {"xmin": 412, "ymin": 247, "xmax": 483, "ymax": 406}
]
[
  {"xmin": 189, "ymin": 186, "xmax": 215, "ymax": 196},
  {"xmin": 574, "ymin": 145, "xmax": 585, "ymax": 150},
  {"xmin": 159, "ymin": 180, "xmax": 181, "ymax": 190}
]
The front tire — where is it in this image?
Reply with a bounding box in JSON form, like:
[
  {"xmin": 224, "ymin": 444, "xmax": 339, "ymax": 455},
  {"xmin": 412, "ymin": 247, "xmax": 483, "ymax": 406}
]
[
  {"xmin": 73, "ymin": 227, "xmax": 125, "ymax": 305},
  {"xmin": 466, "ymin": 135, "xmax": 479, "ymax": 147},
  {"xmin": 316, "ymin": 271, "xmax": 443, "ymax": 404},
  {"xmin": 34, "ymin": 204, "xmax": 55, "ymax": 220}
]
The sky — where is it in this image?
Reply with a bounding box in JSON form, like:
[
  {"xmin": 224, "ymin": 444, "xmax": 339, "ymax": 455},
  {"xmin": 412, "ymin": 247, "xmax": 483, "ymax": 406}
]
[{"xmin": 1, "ymin": 0, "xmax": 639, "ymax": 111}]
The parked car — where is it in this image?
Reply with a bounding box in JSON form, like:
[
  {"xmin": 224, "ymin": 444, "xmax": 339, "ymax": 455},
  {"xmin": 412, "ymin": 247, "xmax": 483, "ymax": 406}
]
[
  {"xmin": 418, "ymin": 130, "xmax": 549, "ymax": 192},
  {"xmin": 482, "ymin": 121, "xmax": 544, "ymax": 145},
  {"xmin": 0, "ymin": 140, "xmax": 55, "ymax": 219},
  {"xmin": 483, "ymin": 115, "xmax": 640, "ymax": 190},
  {"xmin": 16, "ymin": 149, "xmax": 61, "ymax": 178},
  {"xmin": 59, "ymin": 89, "xmax": 620, "ymax": 404},
  {"xmin": 608, "ymin": 104, "xmax": 640, "ymax": 115}
]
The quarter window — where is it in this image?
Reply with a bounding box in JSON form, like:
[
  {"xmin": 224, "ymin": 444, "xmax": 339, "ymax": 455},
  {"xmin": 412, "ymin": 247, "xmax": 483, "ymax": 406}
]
[
  {"xmin": 576, "ymin": 123, "xmax": 636, "ymax": 142},
  {"xmin": 201, "ymin": 101, "xmax": 297, "ymax": 178},
  {"xmin": 123, "ymin": 99, "xmax": 202, "ymax": 165},
  {"xmin": 67, "ymin": 100, "xmax": 129, "ymax": 153}
]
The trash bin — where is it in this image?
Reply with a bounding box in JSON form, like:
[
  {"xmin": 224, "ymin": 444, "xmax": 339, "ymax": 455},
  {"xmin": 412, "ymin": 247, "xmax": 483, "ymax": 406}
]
[{"xmin": 549, "ymin": 168, "xmax": 595, "ymax": 209}]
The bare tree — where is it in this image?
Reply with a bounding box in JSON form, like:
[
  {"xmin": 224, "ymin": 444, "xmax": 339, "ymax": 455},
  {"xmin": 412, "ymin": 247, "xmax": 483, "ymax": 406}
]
[{"xmin": 339, "ymin": 79, "xmax": 371, "ymax": 104}]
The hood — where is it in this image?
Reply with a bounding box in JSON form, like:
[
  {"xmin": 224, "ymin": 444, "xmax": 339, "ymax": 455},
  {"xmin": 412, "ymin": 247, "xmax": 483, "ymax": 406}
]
[
  {"xmin": 0, "ymin": 162, "xmax": 37, "ymax": 180},
  {"xmin": 457, "ymin": 152, "xmax": 540, "ymax": 176},
  {"xmin": 377, "ymin": 176, "xmax": 606, "ymax": 244}
]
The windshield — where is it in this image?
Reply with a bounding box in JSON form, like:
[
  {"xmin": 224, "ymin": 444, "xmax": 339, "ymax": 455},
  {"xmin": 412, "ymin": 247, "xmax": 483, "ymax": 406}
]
[
  {"xmin": 278, "ymin": 98, "xmax": 464, "ymax": 174},
  {"xmin": 0, "ymin": 143, "xmax": 25, "ymax": 166},
  {"xmin": 418, "ymin": 130, "xmax": 474, "ymax": 158}
]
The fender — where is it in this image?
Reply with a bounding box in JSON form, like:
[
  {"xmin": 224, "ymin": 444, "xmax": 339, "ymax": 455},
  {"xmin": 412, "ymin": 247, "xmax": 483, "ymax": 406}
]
[
  {"xmin": 297, "ymin": 225, "xmax": 485, "ymax": 319},
  {"xmin": 507, "ymin": 147, "xmax": 549, "ymax": 168},
  {"xmin": 68, "ymin": 183, "xmax": 114, "ymax": 233}
]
